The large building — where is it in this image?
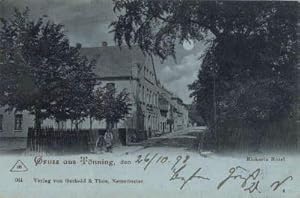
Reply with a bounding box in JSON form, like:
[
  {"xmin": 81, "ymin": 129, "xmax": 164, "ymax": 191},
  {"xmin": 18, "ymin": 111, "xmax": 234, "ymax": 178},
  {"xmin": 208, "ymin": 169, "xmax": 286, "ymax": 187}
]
[
  {"xmin": 80, "ymin": 43, "xmax": 161, "ymax": 139},
  {"xmin": 0, "ymin": 44, "xmax": 189, "ymax": 145}
]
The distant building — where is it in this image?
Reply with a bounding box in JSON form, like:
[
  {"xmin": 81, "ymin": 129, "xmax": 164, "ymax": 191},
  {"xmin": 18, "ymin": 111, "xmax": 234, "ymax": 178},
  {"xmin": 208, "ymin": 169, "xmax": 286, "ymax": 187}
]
[
  {"xmin": 158, "ymin": 84, "xmax": 174, "ymax": 134},
  {"xmin": 158, "ymin": 83, "xmax": 190, "ymax": 135},
  {"xmin": 171, "ymin": 96, "xmax": 190, "ymax": 131}
]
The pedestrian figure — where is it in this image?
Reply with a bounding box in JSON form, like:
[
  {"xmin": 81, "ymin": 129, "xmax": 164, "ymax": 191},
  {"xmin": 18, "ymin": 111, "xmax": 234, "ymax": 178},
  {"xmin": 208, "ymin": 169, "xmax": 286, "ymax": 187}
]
[
  {"xmin": 104, "ymin": 129, "xmax": 114, "ymax": 152},
  {"xmin": 95, "ymin": 135, "xmax": 104, "ymax": 153},
  {"xmin": 148, "ymin": 127, "xmax": 152, "ymax": 138}
]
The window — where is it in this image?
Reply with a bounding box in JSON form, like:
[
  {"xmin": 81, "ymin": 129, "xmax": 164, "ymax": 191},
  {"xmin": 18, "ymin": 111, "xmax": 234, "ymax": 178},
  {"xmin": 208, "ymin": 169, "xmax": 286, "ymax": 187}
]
[
  {"xmin": 146, "ymin": 89, "xmax": 149, "ymax": 103},
  {"xmin": 14, "ymin": 114, "xmax": 23, "ymax": 131},
  {"xmin": 139, "ymin": 84, "xmax": 142, "ymax": 100},
  {"xmin": 0, "ymin": 114, "xmax": 3, "ymax": 131},
  {"xmin": 142, "ymin": 86, "xmax": 145, "ymax": 102},
  {"xmin": 151, "ymin": 94, "xmax": 153, "ymax": 105},
  {"xmin": 106, "ymin": 82, "xmax": 115, "ymax": 89},
  {"xmin": 153, "ymin": 94, "xmax": 155, "ymax": 105}
]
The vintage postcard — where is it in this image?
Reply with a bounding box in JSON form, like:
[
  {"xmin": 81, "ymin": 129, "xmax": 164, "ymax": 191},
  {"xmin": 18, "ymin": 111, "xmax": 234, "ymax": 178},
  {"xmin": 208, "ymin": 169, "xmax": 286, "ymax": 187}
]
[{"xmin": 0, "ymin": 0, "xmax": 299, "ymax": 197}]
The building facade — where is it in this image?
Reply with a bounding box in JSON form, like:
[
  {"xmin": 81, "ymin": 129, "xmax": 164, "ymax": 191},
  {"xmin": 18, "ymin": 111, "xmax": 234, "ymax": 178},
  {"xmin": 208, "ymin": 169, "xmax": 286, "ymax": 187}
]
[
  {"xmin": 157, "ymin": 83, "xmax": 190, "ymax": 135},
  {"xmin": 80, "ymin": 45, "xmax": 161, "ymax": 139},
  {"xmin": 0, "ymin": 108, "xmax": 33, "ymax": 138}
]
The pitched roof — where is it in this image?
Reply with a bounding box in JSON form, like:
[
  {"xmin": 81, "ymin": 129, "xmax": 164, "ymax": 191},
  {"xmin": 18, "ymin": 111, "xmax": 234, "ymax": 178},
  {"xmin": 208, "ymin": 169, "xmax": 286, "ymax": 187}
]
[{"xmin": 80, "ymin": 46, "xmax": 147, "ymax": 78}]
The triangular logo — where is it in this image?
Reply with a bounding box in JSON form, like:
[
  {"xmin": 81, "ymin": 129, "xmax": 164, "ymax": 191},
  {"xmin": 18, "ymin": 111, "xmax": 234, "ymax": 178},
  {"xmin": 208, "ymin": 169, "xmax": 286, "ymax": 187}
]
[{"xmin": 10, "ymin": 160, "xmax": 28, "ymax": 172}]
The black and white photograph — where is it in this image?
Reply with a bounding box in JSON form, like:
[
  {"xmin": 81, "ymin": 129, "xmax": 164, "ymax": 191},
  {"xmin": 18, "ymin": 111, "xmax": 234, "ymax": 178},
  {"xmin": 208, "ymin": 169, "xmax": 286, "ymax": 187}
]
[{"xmin": 0, "ymin": 0, "xmax": 299, "ymax": 197}]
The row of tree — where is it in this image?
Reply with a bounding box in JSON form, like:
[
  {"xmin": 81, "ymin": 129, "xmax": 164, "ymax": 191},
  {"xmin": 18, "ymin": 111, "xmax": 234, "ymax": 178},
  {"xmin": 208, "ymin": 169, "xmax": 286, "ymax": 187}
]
[
  {"xmin": 110, "ymin": 0, "xmax": 298, "ymax": 150},
  {"xmin": 0, "ymin": 8, "xmax": 131, "ymax": 130}
]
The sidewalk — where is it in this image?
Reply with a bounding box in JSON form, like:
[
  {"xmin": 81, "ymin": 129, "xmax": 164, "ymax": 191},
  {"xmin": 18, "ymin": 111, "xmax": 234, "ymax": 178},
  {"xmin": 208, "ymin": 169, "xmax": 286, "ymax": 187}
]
[{"xmin": 0, "ymin": 137, "xmax": 27, "ymax": 151}]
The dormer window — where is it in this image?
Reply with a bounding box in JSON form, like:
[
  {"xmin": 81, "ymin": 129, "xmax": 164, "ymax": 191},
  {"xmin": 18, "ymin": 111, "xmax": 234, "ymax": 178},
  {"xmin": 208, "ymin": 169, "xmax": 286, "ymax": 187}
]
[{"xmin": 106, "ymin": 82, "xmax": 115, "ymax": 90}]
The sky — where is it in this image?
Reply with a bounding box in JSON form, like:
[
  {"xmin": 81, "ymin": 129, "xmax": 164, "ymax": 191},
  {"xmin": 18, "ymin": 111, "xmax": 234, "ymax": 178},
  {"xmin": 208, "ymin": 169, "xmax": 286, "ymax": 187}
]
[{"xmin": 0, "ymin": 0, "xmax": 208, "ymax": 104}]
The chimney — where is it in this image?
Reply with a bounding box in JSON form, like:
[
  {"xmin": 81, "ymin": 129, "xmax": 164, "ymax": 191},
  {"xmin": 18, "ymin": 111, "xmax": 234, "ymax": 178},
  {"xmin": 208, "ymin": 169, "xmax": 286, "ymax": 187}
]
[
  {"xmin": 102, "ymin": 41, "xmax": 108, "ymax": 47},
  {"xmin": 76, "ymin": 43, "xmax": 82, "ymax": 48}
]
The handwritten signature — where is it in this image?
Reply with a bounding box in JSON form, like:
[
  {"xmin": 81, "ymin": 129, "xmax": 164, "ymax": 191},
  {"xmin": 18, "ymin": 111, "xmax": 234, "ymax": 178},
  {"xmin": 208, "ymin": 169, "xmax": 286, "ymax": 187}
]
[
  {"xmin": 217, "ymin": 166, "xmax": 261, "ymax": 193},
  {"xmin": 218, "ymin": 166, "xmax": 294, "ymax": 194},
  {"xmin": 135, "ymin": 153, "xmax": 294, "ymax": 192}
]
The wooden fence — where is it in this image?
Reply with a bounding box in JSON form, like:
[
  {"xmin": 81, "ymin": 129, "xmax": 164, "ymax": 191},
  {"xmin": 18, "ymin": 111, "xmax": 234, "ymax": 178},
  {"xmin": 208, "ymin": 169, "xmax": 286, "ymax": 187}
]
[
  {"xmin": 27, "ymin": 127, "xmax": 149, "ymax": 153},
  {"xmin": 27, "ymin": 128, "xmax": 91, "ymax": 153}
]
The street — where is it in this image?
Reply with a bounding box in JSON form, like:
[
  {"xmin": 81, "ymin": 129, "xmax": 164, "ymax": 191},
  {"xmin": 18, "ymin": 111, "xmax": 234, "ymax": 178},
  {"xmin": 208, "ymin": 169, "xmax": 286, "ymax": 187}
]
[{"xmin": 141, "ymin": 126, "xmax": 207, "ymax": 148}]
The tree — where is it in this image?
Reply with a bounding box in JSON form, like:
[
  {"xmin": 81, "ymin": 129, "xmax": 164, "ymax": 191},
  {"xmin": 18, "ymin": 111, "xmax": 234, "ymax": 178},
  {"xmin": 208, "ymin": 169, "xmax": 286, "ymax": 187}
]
[
  {"xmin": 0, "ymin": 8, "xmax": 97, "ymax": 129},
  {"xmin": 47, "ymin": 45, "xmax": 98, "ymax": 130},
  {"xmin": 187, "ymin": 2, "xmax": 298, "ymax": 149},
  {"xmin": 94, "ymin": 84, "xmax": 131, "ymax": 130},
  {"xmin": 111, "ymin": 1, "xmax": 298, "ymax": 150}
]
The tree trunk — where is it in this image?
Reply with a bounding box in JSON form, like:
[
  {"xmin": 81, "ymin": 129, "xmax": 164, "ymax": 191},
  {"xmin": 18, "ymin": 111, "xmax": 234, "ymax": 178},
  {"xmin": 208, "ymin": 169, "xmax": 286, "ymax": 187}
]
[
  {"xmin": 212, "ymin": 69, "xmax": 219, "ymax": 151},
  {"xmin": 89, "ymin": 116, "xmax": 93, "ymax": 131},
  {"xmin": 106, "ymin": 120, "xmax": 113, "ymax": 130},
  {"xmin": 75, "ymin": 119, "xmax": 79, "ymax": 131},
  {"xmin": 34, "ymin": 109, "xmax": 42, "ymax": 130},
  {"xmin": 56, "ymin": 120, "xmax": 60, "ymax": 130}
]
